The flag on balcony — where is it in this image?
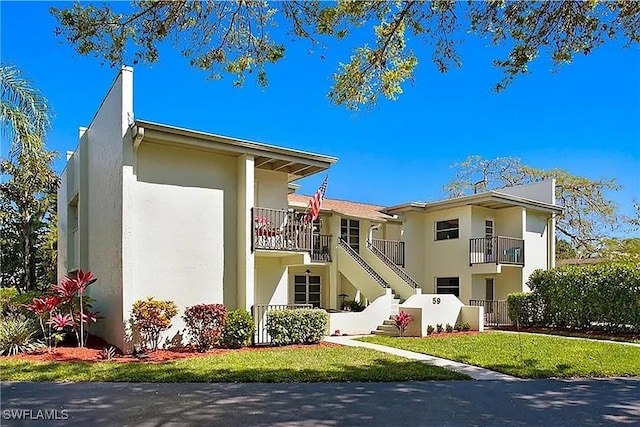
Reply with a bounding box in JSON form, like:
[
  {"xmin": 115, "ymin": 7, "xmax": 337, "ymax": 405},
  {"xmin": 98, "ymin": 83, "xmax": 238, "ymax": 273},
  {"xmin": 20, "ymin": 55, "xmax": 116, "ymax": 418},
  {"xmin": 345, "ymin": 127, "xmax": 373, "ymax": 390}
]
[{"xmin": 307, "ymin": 175, "xmax": 328, "ymax": 221}]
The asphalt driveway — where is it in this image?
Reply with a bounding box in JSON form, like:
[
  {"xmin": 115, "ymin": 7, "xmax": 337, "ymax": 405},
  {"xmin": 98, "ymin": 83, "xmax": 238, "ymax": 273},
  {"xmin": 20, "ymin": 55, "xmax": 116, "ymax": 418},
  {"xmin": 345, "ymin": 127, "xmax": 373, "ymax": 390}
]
[{"xmin": 2, "ymin": 379, "xmax": 639, "ymax": 426}]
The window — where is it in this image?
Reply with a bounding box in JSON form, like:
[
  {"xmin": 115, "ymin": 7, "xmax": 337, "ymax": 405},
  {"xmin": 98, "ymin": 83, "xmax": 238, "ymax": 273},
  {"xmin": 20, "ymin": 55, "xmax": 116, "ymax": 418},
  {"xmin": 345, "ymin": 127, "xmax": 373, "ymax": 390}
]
[
  {"xmin": 435, "ymin": 219, "xmax": 459, "ymax": 240},
  {"xmin": 436, "ymin": 277, "xmax": 459, "ymax": 297},
  {"xmin": 294, "ymin": 275, "xmax": 321, "ymax": 308},
  {"xmin": 341, "ymin": 218, "xmax": 360, "ymax": 253}
]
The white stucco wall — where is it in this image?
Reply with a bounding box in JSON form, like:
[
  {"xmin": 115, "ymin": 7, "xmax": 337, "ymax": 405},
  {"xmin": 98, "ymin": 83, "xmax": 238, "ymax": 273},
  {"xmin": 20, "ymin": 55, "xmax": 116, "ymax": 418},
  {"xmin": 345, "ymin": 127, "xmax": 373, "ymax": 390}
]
[
  {"xmin": 131, "ymin": 141, "xmax": 238, "ymax": 343},
  {"xmin": 522, "ymin": 210, "xmax": 549, "ymax": 289},
  {"xmin": 497, "ymin": 180, "xmax": 556, "ymax": 204},
  {"xmin": 76, "ymin": 67, "xmax": 131, "ymax": 350}
]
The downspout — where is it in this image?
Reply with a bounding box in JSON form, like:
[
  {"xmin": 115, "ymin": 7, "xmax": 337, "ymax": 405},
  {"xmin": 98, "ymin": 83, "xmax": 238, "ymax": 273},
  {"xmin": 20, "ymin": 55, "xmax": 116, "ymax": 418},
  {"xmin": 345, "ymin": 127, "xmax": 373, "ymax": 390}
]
[
  {"xmin": 368, "ymin": 223, "xmax": 381, "ymax": 243},
  {"xmin": 548, "ymin": 213, "xmax": 557, "ymax": 269}
]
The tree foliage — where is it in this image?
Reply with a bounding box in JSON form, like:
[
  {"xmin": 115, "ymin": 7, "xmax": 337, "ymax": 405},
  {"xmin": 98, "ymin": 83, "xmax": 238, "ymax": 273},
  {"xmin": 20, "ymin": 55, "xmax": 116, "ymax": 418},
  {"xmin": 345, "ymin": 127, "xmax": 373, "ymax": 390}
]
[
  {"xmin": 0, "ymin": 65, "xmax": 58, "ymax": 292},
  {"xmin": 50, "ymin": 1, "xmax": 640, "ymax": 110},
  {"xmin": 444, "ymin": 155, "xmax": 620, "ymax": 256},
  {"xmin": 0, "ymin": 65, "xmax": 51, "ymax": 158}
]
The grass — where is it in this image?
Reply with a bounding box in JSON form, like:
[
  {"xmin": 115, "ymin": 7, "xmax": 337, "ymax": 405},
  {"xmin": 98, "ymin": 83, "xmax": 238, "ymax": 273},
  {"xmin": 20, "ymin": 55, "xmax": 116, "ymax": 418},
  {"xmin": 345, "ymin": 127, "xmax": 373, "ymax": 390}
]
[
  {"xmin": 359, "ymin": 332, "xmax": 640, "ymax": 379},
  {"xmin": 0, "ymin": 345, "xmax": 469, "ymax": 382}
]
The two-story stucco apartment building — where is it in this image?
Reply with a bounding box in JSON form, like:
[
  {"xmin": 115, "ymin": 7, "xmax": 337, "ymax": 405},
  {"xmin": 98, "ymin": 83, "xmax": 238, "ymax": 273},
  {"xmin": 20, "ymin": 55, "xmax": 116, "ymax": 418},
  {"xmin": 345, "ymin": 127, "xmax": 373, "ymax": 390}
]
[{"xmin": 58, "ymin": 68, "xmax": 562, "ymax": 348}]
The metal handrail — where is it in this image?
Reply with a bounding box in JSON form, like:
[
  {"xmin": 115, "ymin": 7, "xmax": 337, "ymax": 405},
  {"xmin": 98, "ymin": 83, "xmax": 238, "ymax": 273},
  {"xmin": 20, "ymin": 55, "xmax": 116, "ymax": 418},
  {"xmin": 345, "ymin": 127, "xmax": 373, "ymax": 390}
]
[
  {"xmin": 338, "ymin": 238, "xmax": 388, "ymax": 289},
  {"xmin": 469, "ymin": 236, "xmax": 525, "ymax": 266},
  {"xmin": 370, "ymin": 238, "xmax": 405, "ymax": 267},
  {"xmin": 366, "ymin": 240, "xmax": 419, "ymax": 289}
]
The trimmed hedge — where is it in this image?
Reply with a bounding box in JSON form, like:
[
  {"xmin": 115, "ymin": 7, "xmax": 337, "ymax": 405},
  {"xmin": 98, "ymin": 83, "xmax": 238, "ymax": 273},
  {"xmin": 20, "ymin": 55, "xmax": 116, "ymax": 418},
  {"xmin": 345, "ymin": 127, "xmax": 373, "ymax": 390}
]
[
  {"xmin": 510, "ymin": 263, "xmax": 640, "ymax": 332},
  {"xmin": 265, "ymin": 309, "xmax": 328, "ymax": 346},
  {"xmin": 506, "ymin": 292, "xmax": 541, "ymax": 327}
]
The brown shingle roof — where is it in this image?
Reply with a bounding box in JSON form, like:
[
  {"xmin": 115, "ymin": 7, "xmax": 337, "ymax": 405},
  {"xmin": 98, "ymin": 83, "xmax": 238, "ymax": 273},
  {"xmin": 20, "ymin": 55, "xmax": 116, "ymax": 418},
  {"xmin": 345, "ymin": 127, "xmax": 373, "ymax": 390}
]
[{"xmin": 288, "ymin": 194, "xmax": 395, "ymax": 221}]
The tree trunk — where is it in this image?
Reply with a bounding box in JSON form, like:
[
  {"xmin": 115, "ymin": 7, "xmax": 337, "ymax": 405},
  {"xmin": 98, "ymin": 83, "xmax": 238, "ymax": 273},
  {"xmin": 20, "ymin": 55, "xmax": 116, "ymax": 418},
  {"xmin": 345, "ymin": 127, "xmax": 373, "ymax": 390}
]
[{"xmin": 21, "ymin": 221, "xmax": 32, "ymax": 292}]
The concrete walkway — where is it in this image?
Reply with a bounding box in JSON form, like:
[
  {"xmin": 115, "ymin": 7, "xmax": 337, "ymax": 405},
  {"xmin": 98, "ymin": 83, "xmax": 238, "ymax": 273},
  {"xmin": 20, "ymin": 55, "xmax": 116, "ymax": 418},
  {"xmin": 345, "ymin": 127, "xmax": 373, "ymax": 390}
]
[{"xmin": 324, "ymin": 335, "xmax": 521, "ymax": 381}]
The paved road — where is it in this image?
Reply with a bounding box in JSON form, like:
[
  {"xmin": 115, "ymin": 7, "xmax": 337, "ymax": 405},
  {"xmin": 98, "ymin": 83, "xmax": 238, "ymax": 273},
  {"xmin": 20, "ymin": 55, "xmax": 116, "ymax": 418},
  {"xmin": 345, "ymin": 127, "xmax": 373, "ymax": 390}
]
[{"xmin": 2, "ymin": 379, "xmax": 638, "ymax": 426}]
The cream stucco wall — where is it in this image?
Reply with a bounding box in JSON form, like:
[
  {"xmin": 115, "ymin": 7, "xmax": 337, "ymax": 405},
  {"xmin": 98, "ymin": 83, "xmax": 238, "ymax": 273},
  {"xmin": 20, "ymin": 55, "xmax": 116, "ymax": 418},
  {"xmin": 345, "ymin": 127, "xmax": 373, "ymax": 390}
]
[
  {"xmin": 401, "ymin": 211, "xmax": 426, "ymax": 283},
  {"xmin": 255, "ymin": 169, "xmax": 288, "ymax": 209},
  {"xmin": 255, "ymin": 257, "xmax": 288, "ymax": 306},
  {"xmin": 131, "ymin": 141, "xmax": 238, "ymax": 342},
  {"xmin": 423, "ymin": 206, "xmax": 473, "ymax": 302}
]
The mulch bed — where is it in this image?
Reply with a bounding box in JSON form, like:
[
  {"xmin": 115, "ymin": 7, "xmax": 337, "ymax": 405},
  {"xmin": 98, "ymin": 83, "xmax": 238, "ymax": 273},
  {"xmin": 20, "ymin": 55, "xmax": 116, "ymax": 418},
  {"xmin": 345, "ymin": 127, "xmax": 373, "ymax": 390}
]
[
  {"xmin": 3, "ymin": 336, "xmax": 340, "ymax": 363},
  {"xmin": 492, "ymin": 325, "xmax": 639, "ymax": 342}
]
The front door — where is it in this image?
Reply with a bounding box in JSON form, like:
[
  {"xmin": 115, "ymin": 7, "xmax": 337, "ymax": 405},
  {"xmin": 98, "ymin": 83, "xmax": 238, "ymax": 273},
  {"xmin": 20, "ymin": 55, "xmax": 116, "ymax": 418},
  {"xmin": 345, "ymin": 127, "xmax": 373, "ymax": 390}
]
[{"xmin": 294, "ymin": 275, "xmax": 321, "ymax": 308}]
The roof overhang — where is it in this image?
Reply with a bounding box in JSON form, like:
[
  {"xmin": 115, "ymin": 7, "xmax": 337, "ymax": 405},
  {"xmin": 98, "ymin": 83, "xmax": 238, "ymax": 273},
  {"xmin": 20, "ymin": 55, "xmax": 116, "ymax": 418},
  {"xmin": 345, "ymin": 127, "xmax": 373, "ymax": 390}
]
[
  {"xmin": 384, "ymin": 192, "xmax": 563, "ymax": 215},
  {"xmin": 133, "ymin": 120, "xmax": 337, "ymax": 181}
]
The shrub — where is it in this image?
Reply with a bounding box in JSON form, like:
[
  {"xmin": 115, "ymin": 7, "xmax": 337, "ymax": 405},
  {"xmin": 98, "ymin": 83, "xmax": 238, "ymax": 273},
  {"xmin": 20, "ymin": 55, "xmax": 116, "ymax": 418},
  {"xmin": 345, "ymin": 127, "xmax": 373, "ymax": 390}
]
[
  {"xmin": 342, "ymin": 299, "xmax": 365, "ymax": 312},
  {"xmin": 462, "ymin": 322, "xmax": 471, "ymax": 332},
  {"xmin": 436, "ymin": 323, "xmax": 443, "ymax": 333},
  {"xmin": 0, "ymin": 287, "xmax": 19, "ymax": 315},
  {"xmin": 507, "ymin": 292, "xmax": 539, "ymax": 327},
  {"xmin": 266, "ymin": 309, "xmax": 328, "ymax": 346},
  {"xmin": 220, "ymin": 309, "xmax": 255, "ymax": 349},
  {"xmin": 527, "ymin": 263, "xmax": 640, "ymax": 332},
  {"xmin": 182, "ymin": 304, "xmax": 227, "ymax": 352},
  {"xmin": 130, "ymin": 297, "xmax": 178, "ymax": 351},
  {"xmin": 445, "ymin": 323, "xmax": 453, "ymax": 333},
  {"xmin": 0, "ymin": 313, "xmax": 43, "ymax": 356},
  {"xmin": 454, "ymin": 322, "xmax": 463, "ymax": 332},
  {"xmin": 392, "ymin": 311, "xmax": 413, "ymax": 337},
  {"xmin": 426, "ymin": 325, "xmax": 435, "ymax": 335}
]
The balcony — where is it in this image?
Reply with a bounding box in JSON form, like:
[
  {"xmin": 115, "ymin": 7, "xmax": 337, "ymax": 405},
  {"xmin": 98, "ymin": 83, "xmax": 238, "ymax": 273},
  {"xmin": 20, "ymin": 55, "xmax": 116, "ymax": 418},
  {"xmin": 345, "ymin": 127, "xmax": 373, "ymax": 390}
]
[
  {"xmin": 253, "ymin": 207, "xmax": 312, "ymax": 252},
  {"xmin": 469, "ymin": 236, "xmax": 524, "ymax": 266}
]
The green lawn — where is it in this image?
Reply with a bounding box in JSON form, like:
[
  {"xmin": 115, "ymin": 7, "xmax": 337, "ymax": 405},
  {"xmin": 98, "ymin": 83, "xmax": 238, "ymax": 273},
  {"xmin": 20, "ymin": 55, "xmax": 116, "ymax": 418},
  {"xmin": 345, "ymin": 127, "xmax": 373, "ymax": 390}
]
[
  {"xmin": 0, "ymin": 345, "xmax": 469, "ymax": 382},
  {"xmin": 360, "ymin": 332, "xmax": 640, "ymax": 379}
]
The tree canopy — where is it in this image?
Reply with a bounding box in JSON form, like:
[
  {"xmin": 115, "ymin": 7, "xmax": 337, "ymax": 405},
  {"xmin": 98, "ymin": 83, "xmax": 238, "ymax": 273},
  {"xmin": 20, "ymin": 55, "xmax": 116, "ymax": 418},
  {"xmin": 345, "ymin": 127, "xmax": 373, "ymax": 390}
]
[
  {"xmin": 51, "ymin": 1, "xmax": 640, "ymax": 110},
  {"xmin": 444, "ymin": 155, "xmax": 620, "ymax": 256},
  {"xmin": 1, "ymin": 65, "xmax": 58, "ymax": 292}
]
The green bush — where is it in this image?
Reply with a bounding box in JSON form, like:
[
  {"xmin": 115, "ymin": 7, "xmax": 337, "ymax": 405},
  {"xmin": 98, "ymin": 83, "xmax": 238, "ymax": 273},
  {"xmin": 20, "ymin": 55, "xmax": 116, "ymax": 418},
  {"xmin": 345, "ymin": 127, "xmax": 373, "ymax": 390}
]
[
  {"xmin": 220, "ymin": 309, "xmax": 255, "ymax": 349},
  {"xmin": 526, "ymin": 263, "xmax": 640, "ymax": 332},
  {"xmin": 266, "ymin": 309, "xmax": 328, "ymax": 346},
  {"xmin": 4, "ymin": 290, "xmax": 43, "ymax": 317},
  {"xmin": 342, "ymin": 299, "xmax": 365, "ymax": 312},
  {"xmin": 0, "ymin": 313, "xmax": 43, "ymax": 356},
  {"xmin": 507, "ymin": 292, "xmax": 540, "ymax": 327}
]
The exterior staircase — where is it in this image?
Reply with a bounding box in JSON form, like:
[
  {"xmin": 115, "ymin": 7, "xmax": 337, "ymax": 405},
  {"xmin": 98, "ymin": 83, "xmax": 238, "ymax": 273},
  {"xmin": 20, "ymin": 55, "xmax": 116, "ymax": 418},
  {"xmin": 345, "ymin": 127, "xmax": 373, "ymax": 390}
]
[{"xmin": 372, "ymin": 296, "xmax": 401, "ymax": 336}]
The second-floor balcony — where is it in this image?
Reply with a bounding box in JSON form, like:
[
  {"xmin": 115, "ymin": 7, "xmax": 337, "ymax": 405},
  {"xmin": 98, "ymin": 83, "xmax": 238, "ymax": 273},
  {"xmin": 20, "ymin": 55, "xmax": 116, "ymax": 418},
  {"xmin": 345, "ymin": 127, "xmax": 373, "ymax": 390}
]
[
  {"xmin": 252, "ymin": 207, "xmax": 331, "ymax": 261},
  {"xmin": 469, "ymin": 236, "xmax": 525, "ymax": 266}
]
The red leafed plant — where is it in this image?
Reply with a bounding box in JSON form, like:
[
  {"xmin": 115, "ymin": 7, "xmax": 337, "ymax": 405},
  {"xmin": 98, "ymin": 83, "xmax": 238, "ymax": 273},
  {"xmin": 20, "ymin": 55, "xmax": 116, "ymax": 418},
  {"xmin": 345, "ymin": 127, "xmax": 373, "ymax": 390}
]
[
  {"xmin": 182, "ymin": 304, "xmax": 227, "ymax": 352},
  {"xmin": 131, "ymin": 297, "xmax": 179, "ymax": 351},
  {"xmin": 25, "ymin": 270, "xmax": 100, "ymax": 350},
  {"xmin": 392, "ymin": 311, "xmax": 413, "ymax": 337},
  {"xmin": 48, "ymin": 313, "xmax": 75, "ymax": 330}
]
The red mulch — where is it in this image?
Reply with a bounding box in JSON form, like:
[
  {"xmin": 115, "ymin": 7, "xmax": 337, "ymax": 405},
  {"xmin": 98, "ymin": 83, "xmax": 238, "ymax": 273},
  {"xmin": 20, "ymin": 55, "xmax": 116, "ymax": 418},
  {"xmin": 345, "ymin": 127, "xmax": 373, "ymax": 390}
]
[
  {"xmin": 492, "ymin": 325, "xmax": 639, "ymax": 341},
  {"xmin": 3, "ymin": 336, "xmax": 340, "ymax": 364}
]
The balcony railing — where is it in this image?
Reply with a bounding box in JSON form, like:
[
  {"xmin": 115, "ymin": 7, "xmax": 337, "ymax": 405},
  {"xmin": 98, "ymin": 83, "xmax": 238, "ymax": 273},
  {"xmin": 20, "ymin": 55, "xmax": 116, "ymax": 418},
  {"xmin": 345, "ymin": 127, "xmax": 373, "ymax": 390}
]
[
  {"xmin": 311, "ymin": 234, "xmax": 332, "ymax": 262},
  {"xmin": 370, "ymin": 239, "xmax": 405, "ymax": 267},
  {"xmin": 252, "ymin": 207, "xmax": 312, "ymax": 252},
  {"xmin": 469, "ymin": 236, "xmax": 525, "ymax": 266}
]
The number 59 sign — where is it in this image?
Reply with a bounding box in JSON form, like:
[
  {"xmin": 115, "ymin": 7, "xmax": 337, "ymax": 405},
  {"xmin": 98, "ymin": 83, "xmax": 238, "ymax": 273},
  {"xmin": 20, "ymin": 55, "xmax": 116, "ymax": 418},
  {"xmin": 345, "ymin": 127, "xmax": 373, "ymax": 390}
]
[{"xmin": 432, "ymin": 297, "xmax": 441, "ymax": 304}]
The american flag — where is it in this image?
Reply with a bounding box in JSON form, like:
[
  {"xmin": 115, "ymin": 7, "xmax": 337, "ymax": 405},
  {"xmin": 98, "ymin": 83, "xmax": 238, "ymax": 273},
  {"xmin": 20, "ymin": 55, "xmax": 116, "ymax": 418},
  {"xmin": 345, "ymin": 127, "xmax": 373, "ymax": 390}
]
[{"xmin": 308, "ymin": 175, "xmax": 328, "ymax": 221}]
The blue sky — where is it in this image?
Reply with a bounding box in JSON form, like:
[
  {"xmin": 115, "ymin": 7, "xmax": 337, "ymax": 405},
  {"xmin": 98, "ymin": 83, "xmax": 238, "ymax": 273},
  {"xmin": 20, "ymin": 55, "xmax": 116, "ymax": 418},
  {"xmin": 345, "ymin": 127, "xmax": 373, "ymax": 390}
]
[{"xmin": 2, "ymin": 2, "xmax": 639, "ymax": 234}]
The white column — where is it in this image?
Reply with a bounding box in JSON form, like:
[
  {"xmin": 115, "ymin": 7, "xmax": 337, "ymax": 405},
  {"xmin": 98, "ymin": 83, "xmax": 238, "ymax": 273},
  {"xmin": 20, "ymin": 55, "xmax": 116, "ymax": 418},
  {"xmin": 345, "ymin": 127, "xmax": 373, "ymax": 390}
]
[{"xmin": 237, "ymin": 155, "xmax": 255, "ymax": 310}]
